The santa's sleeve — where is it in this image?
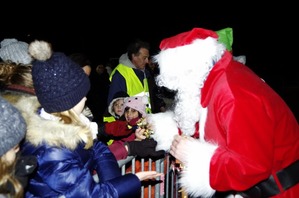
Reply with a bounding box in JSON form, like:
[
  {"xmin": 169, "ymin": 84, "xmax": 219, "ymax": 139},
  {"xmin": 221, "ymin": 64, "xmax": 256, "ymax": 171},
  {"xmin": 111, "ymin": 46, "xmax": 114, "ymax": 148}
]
[
  {"xmin": 177, "ymin": 138, "xmax": 218, "ymax": 197},
  {"xmin": 147, "ymin": 111, "xmax": 179, "ymax": 151}
]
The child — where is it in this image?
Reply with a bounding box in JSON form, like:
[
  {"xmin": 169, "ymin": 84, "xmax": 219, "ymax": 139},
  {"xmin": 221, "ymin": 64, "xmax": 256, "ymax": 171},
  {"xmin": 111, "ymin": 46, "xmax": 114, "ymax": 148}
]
[
  {"xmin": 108, "ymin": 95, "xmax": 147, "ymax": 160},
  {"xmin": 102, "ymin": 91, "xmax": 128, "ymax": 145},
  {"xmin": 103, "ymin": 91, "xmax": 129, "ymax": 123},
  {"xmin": 0, "ymin": 96, "xmax": 36, "ymax": 198},
  {"xmin": 109, "ymin": 96, "xmax": 164, "ymax": 198},
  {"xmin": 97, "ymin": 95, "xmax": 164, "ymax": 163},
  {"xmin": 20, "ymin": 40, "xmax": 162, "ymax": 197},
  {"xmin": 105, "ymin": 95, "xmax": 163, "ymax": 160}
]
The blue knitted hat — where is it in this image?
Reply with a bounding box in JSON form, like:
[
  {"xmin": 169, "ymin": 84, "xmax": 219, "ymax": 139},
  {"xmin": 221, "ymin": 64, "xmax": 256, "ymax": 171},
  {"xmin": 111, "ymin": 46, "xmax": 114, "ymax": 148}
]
[
  {"xmin": 0, "ymin": 38, "xmax": 33, "ymax": 64},
  {"xmin": 28, "ymin": 40, "xmax": 90, "ymax": 113},
  {"xmin": 0, "ymin": 96, "xmax": 26, "ymax": 156}
]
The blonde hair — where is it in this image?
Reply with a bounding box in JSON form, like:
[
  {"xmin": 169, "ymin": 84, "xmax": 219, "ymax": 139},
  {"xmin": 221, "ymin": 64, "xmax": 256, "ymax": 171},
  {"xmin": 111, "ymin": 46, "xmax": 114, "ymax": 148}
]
[
  {"xmin": 0, "ymin": 156, "xmax": 24, "ymax": 198},
  {"xmin": 0, "ymin": 61, "xmax": 33, "ymax": 89},
  {"xmin": 52, "ymin": 109, "xmax": 93, "ymax": 149}
]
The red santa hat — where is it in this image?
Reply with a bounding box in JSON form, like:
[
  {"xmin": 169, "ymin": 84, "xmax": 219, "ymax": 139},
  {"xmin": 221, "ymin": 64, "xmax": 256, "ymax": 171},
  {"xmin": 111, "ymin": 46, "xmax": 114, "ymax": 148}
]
[
  {"xmin": 155, "ymin": 28, "xmax": 221, "ymax": 85},
  {"xmin": 159, "ymin": 28, "xmax": 218, "ymax": 50}
]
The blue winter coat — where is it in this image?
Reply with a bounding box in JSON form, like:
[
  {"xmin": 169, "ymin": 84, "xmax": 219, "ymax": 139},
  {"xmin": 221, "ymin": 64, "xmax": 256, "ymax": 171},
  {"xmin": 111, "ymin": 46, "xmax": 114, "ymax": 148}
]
[{"xmin": 17, "ymin": 97, "xmax": 141, "ymax": 198}]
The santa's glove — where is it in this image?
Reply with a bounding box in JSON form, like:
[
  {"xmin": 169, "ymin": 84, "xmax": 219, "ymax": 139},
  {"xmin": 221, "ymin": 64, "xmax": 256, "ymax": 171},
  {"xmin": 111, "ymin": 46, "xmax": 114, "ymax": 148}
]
[{"xmin": 125, "ymin": 139, "xmax": 165, "ymax": 159}]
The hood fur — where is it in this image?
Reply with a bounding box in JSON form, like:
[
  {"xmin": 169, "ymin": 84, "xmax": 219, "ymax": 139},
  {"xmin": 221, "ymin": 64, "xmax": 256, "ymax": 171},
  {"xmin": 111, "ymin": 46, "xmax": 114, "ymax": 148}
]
[{"xmin": 13, "ymin": 95, "xmax": 89, "ymax": 150}]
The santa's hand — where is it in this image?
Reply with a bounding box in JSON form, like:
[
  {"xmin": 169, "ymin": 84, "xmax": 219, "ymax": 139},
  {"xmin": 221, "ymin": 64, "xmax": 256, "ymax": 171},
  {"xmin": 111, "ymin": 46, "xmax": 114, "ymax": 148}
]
[{"xmin": 170, "ymin": 135, "xmax": 192, "ymax": 164}]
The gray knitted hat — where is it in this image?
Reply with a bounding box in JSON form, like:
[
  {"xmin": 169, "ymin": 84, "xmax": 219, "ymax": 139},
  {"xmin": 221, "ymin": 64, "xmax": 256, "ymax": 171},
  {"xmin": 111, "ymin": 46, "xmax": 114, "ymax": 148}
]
[
  {"xmin": 0, "ymin": 96, "xmax": 26, "ymax": 156},
  {"xmin": 0, "ymin": 38, "xmax": 33, "ymax": 64},
  {"xmin": 29, "ymin": 40, "xmax": 90, "ymax": 113}
]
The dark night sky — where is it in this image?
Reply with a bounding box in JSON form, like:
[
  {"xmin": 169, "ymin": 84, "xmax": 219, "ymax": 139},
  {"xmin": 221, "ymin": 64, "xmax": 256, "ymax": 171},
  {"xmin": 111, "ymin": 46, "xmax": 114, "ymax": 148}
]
[
  {"xmin": 0, "ymin": 3, "xmax": 291, "ymax": 65},
  {"xmin": 1, "ymin": 2, "xmax": 298, "ymax": 118},
  {"xmin": 0, "ymin": 3, "xmax": 290, "ymax": 66}
]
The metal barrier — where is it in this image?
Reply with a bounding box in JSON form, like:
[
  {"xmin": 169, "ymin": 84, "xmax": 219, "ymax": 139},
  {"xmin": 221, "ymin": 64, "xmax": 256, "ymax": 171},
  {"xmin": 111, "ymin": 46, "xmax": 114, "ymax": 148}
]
[{"xmin": 118, "ymin": 154, "xmax": 182, "ymax": 198}]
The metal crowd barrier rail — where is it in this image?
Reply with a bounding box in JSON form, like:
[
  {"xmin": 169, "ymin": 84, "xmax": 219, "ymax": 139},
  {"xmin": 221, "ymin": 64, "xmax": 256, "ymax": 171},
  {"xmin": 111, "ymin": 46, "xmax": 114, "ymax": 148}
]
[{"xmin": 117, "ymin": 154, "xmax": 182, "ymax": 198}]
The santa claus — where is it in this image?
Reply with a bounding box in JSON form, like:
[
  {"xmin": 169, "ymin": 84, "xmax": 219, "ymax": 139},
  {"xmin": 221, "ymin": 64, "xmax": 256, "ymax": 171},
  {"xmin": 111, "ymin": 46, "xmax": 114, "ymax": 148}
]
[{"xmin": 147, "ymin": 28, "xmax": 299, "ymax": 197}]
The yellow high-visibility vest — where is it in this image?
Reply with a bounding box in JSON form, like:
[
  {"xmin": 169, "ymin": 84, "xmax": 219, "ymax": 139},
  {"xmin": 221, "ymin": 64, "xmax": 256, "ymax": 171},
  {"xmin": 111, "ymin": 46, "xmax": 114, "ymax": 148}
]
[{"xmin": 110, "ymin": 64, "xmax": 151, "ymax": 113}]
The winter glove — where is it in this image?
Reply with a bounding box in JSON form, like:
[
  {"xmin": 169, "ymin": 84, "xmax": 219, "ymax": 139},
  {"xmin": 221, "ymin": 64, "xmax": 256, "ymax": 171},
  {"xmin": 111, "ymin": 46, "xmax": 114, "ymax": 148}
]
[
  {"xmin": 15, "ymin": 155, "xmax": 37, "ymax": 189},
  {"xmin": 125, "ymin": 139, "xmax": 165, "ymax": 159}
]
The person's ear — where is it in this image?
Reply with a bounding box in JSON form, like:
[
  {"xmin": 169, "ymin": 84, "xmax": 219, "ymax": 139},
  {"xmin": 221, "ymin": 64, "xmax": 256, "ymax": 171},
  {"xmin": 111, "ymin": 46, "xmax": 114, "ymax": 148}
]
[{"xmin": 82, "ymin": 65, "xmax": 91, "ymax": 76}]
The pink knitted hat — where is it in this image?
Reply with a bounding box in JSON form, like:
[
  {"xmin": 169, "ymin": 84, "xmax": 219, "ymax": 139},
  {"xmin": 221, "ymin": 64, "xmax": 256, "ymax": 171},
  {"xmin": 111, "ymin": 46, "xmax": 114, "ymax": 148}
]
[{"xmin": 123, "ymin": 96, "xmax": 148, "ymax": 117}]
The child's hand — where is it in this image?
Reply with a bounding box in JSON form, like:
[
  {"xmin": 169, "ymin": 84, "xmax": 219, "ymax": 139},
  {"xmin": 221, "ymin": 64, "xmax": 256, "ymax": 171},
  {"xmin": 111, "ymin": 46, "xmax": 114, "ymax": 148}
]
[
  {"xmin": 135, "ymin": 128, "xmax": 146, "ymax": 140},
  {"xmin": 128, "ymin": 117, "xmax": 154, "ymax": 139},
  {"xmin": 135, "ymin": 171, "xmax": 163, "ymax": 181},
  {"xmin": 136, "ymin": 117, "xmax": 154, "ymax": 138}
]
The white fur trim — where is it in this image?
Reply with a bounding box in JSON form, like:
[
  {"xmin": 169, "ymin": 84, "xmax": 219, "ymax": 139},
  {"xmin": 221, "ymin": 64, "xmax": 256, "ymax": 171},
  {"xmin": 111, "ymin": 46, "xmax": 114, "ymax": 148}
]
[
  {"xmin": 179, "ymin": 139, "xmax": 218, "ymax": 197},
  {"xmin": 147, "ymin": 111, "xmax": 178, "ymax": 151},
  {"xmin": 153, "ymin": 37, "xmax": 224, "ymax": 92},
  {"xmin": 108, "ymin": 97, "xmax": 123, "ymax": 117}
]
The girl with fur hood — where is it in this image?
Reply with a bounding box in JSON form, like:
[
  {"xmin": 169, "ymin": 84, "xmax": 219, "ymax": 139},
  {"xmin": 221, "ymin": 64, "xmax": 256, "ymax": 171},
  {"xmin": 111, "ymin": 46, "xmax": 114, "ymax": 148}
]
[{"xmin": 20, "ymin": 40, "xmax": 162, "ymax": 198}]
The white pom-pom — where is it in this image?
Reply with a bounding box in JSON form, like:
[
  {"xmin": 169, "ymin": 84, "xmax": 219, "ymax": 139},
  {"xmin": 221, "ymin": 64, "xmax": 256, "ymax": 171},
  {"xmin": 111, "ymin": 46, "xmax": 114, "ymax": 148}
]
[{"xmin": 28, "ymin": 40, "xmax": 52, "ymax": 61}]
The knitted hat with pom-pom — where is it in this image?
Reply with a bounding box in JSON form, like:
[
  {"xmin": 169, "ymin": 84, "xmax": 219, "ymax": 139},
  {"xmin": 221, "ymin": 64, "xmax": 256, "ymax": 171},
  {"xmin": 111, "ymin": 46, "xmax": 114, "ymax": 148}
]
[
  {"xmin": 29, "ymin": 40, "xmax": 90, "ymax": 113},
  {"xmin": 0, "ymin": 96, "xmax": 26, "ymax": 156}
]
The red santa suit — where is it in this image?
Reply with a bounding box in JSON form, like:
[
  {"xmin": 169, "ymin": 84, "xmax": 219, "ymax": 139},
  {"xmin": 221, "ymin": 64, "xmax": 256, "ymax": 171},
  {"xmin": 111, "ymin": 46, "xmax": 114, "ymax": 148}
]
[{"xmin": 148, "ymin": 28, "xmax": 299, "ymax": 197}]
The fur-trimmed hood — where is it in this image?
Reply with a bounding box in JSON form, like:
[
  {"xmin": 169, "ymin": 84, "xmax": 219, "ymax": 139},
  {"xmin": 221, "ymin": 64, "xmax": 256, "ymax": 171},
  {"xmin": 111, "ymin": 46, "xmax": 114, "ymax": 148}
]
[{"xmin": 13, "ymin": 95, "xmax": 89, "ymax": 150}]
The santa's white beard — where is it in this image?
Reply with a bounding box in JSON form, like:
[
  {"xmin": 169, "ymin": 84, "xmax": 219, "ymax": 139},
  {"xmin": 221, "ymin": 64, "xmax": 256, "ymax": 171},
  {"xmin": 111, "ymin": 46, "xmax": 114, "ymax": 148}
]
[
  {"xmin": 173, "ymin": 89, "xmax": 201, "ymax": 136},
  {"xmin": 154, "ymin": 38, "xmax": 226, "ymax": 136},
  {"xmin": 155, "ymin": 57, "xmax": 210, "ymax": 136}
]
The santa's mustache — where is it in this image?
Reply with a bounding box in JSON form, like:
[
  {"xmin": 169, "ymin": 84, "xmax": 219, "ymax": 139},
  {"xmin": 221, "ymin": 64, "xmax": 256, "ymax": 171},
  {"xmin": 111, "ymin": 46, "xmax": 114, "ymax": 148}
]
[{"xmin": 155, "ymin": 74, "xmax": 178, "ymax": 91}]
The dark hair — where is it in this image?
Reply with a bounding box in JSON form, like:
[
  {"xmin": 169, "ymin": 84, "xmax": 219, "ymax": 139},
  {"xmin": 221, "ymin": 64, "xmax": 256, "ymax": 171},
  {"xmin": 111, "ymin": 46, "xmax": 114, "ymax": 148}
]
[
  {"xmin": 127, "ymin": 39, "xmax": 150, "ymax": 61},
  {"xmin": 68, "ymin": 53, "xmax": 91, "ymax": 67},
  {"xmin": 119, "ymin": 106, "xmax": 143, "ymax": 121}
]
